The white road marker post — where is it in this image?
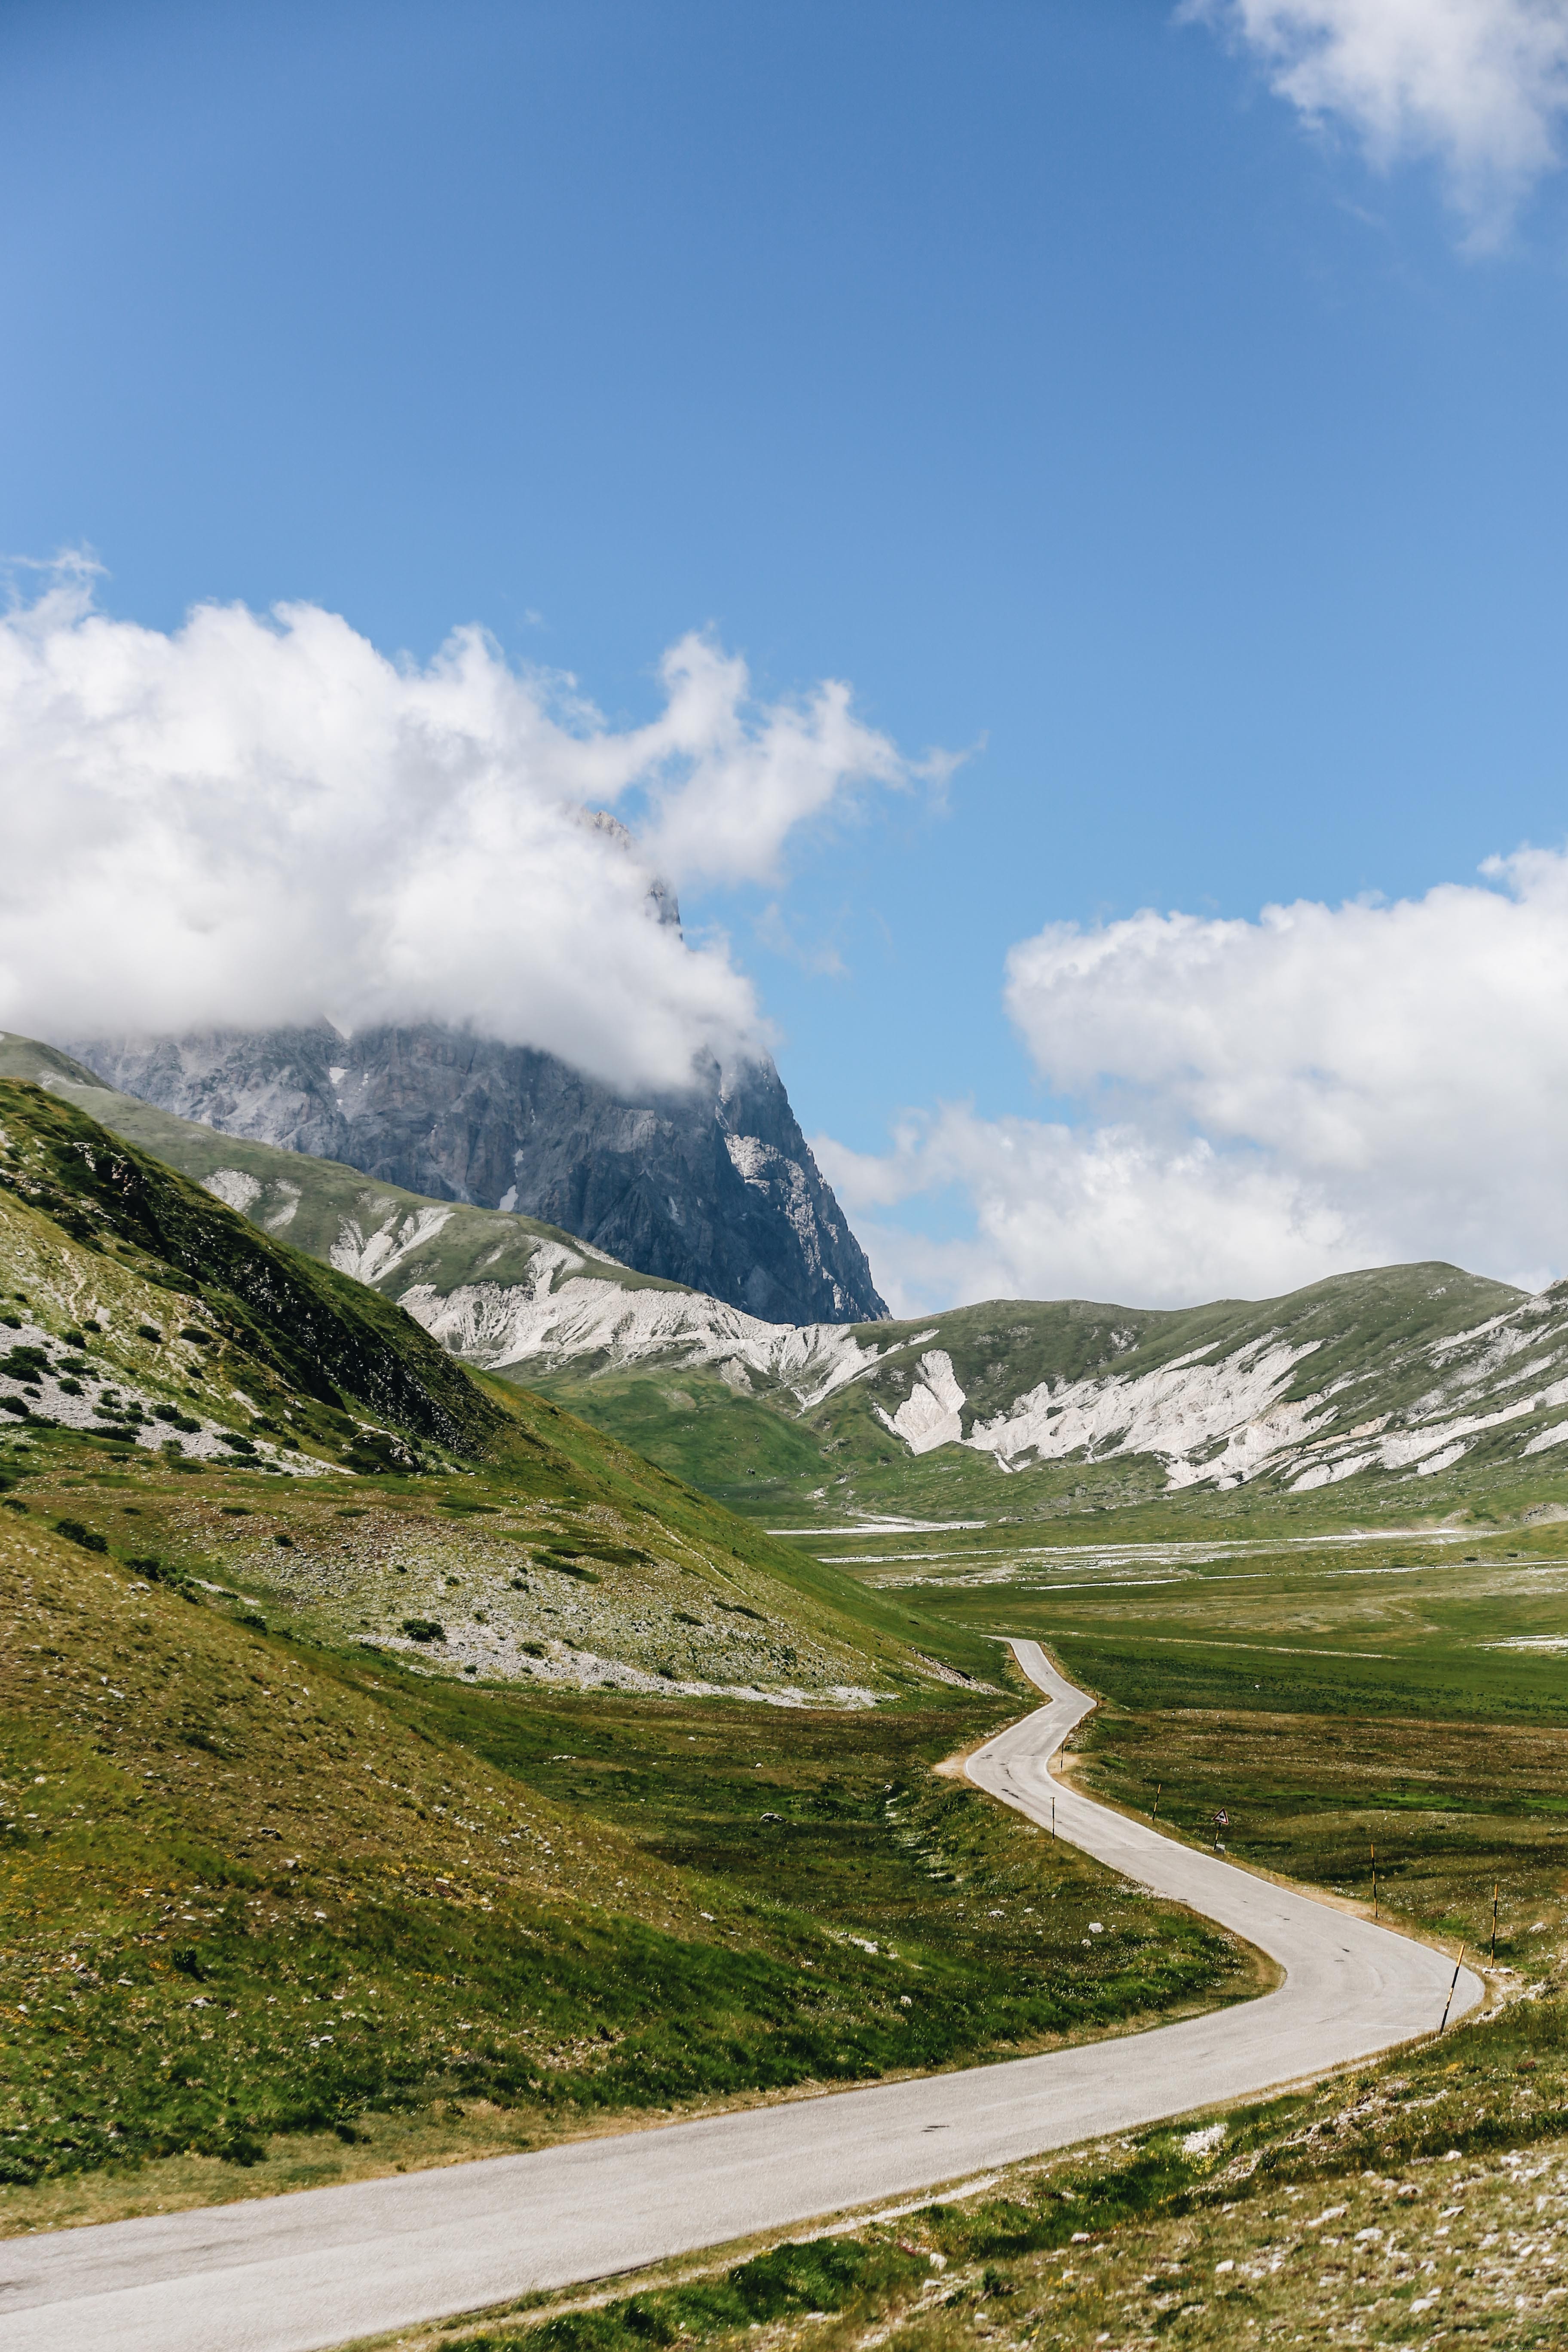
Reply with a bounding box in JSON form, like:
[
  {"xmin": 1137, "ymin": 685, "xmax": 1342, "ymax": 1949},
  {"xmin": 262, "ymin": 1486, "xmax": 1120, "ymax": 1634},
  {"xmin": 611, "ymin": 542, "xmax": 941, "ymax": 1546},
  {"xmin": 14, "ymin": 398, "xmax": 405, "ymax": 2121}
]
[{"xmin": 1439, "ymin": 1944, "xmax": 1467, "ymax": 2035}]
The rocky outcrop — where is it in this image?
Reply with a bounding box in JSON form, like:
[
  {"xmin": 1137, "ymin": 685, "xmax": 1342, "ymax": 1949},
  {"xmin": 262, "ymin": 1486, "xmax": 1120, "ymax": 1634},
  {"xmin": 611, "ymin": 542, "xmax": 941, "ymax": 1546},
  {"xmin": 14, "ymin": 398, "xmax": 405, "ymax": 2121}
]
[{"xmin": 72, "ymin": 1024, "xmax": 888, "ymax": 1328}]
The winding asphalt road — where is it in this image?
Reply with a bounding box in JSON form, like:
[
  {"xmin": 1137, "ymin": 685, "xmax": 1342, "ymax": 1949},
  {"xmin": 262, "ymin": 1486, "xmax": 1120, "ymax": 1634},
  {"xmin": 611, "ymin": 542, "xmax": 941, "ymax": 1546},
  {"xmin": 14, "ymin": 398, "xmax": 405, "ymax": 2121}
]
[{"xmin": 0, "ymin": 1642, "xmax": 1482, "ymax": 2352}]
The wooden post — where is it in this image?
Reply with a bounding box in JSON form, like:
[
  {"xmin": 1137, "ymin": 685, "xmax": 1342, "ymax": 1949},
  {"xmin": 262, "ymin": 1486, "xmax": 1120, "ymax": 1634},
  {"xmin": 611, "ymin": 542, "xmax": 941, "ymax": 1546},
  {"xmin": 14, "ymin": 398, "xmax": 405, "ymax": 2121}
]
[
  {"xmin": 1370, "ymin": 1839, "xmax": 1378, "ymax": 1921},
  {"xmin": 1491, "ymin": 1883, "xmax": 1500, "ymax": 1963},
  {"xmin": 1439, "ymin": 1945, "xmax": 1467, "ymax": 2034},
  {"xmin": 1051, "ymin": 1793, "xmax": 1056, "ymax": 1839},
  {"xmin": 1152, "ymin": 1781, "xmax": 1161, "ymax": 1820}
]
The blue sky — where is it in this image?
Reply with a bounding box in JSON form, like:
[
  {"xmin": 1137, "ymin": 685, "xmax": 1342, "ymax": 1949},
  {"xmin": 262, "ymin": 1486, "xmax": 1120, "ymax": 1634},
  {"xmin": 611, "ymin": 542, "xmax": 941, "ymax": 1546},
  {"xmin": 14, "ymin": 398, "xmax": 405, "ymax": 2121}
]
[{"xmin": 5, "ymin": 1, "xmax": 1568, "ymax": 1309}]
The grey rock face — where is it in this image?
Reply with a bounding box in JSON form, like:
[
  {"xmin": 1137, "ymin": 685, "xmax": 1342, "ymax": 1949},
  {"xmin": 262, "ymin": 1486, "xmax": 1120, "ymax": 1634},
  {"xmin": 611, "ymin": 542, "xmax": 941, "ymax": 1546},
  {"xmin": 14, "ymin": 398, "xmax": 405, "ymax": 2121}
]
[{"xmin": 73, "ymin": 1024, "xmax": 888, "ymax": 1327}]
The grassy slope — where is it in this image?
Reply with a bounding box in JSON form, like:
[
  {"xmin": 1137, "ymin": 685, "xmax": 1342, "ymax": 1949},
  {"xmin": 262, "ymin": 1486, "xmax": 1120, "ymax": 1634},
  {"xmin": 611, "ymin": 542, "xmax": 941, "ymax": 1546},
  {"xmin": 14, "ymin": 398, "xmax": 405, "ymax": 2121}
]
[
  {"xmin": 0, "ymin": 1485, "xmax": 1244, "ymax": 2227},
  {"xmin": 0, "ymin": 1076, "xmax": 506, "ymax": 1464},
  {"xmin": 814, "ymin": 1265, "xmax": 1525, "ymax": 1427},
  {"xmin": 431, "ymin": 2024, "xmax": 1568, "ymax": 2352},
  {"xmin": 0, "ymin": 1076, "xmax": 999, "ymax": 1686},
  {"xmin": 539, "ymin": 1263, "xmax": 1537, "ymax": 1531},
  {"xmin": 547, "ymin": 1361, "xmax": 1568, "ymax": 1541},
  {"xmin": 0, "ymin": 1090, "xmax": 1252, "ymax": 2229}
]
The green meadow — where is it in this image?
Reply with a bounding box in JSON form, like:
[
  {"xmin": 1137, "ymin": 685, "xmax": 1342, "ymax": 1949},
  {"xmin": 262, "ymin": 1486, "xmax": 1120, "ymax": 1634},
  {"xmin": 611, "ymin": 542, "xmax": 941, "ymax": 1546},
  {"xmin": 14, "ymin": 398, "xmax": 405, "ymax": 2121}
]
[
  {"xmin": 786, "ymin": 1519, "xmax": 1568, "ymax": 1987},
  {"xmin": 0, "ymin": 1453, "xmax": 1247, "ymax": 2238},
  {"xmin": 397, "ymin": 1523, "xmax": 1568, "ymax": 2352}
]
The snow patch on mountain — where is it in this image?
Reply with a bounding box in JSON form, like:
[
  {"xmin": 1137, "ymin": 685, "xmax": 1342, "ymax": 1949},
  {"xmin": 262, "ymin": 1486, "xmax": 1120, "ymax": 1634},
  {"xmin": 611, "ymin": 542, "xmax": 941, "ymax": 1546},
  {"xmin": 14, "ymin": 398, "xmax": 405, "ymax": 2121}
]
[
  {"xmin": 398, "ymin": 1264, "xmax": 894, "ymax": 1410},
  {"xmin": 1289, "ymin": 1450, "xmax": 1379, "ymax": 1493},
  {"xmin": 874, "ymin": 1351, "xmax": 966, "ymax": 1455},
  {"xmin": 263, "ymin": 1181, "xmax": 300, "ymax": 1231},
  {"xmin": 309, "ymin": 1175, "xmax": 1568, "ymax": 1498},
  {"xmin": 940, "ymin": 1299, "xmax": 1568, "ymax": 1492},
  {"xmin": 330, "ymin": 1204, "xmax": 453, "ymax": 1284},
  {"xmin": 202, "ymin": 1162, "xmax": 298, "ymax": 1232},
  {"xmin": 1287, "ymin": 1362, "xmax": 1568, "ymax": 1489},
  {"xmin": 202, "ymin": 1168, "xmax": 263, "ymax": 1215},
  {"xmin": 963, "ymin": 1334, "xmax": 1327, "ymax": 1485}
]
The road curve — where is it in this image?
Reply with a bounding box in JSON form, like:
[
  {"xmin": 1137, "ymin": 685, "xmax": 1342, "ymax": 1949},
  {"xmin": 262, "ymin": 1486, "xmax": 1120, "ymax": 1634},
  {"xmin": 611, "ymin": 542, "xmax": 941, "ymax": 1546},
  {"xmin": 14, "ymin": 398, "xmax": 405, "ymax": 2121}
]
[{"xmin": 0, "ymin": 1642, "xmax": 1481, "ymax": 2352}]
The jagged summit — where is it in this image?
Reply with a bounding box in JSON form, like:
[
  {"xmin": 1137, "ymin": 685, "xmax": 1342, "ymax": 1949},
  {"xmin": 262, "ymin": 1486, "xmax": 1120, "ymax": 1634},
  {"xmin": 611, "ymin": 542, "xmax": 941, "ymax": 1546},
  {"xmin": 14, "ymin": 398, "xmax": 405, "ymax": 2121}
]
[{"xmin": 71, "ymin": 1022, "xmax": 888, "ymax": 1328}]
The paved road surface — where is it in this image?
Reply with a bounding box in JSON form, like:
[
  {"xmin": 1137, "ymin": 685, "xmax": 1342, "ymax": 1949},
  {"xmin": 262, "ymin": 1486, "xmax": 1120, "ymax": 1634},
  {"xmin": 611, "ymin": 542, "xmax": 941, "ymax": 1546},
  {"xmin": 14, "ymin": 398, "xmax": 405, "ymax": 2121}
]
[{"xmin": 0, "ymin": 1641, "xmax": 1481, "ymax": 2352}]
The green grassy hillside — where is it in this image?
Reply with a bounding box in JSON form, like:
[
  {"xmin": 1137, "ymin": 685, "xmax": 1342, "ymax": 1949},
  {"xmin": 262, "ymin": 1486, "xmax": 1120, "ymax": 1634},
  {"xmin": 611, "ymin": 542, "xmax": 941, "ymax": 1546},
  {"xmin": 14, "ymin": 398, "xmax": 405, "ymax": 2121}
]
[
  {"xmin": 0, "ymin": 1078, "xmax": 1256, "ymax": 2231},
  {"xmin": 0, "ymin": 1076, "xmax": 507, "ymax": 1467},
  {"xmin": 539, "ymin": 1262, "xmax": 1535, "ymax": 1525},
  {"xmin": 0, "ymin": 1508, "xmax": 1244, "ymax": 2230},
  {"xmin": 0, "ymin": 1076, "xmax": 988, "ymax": 1694}
]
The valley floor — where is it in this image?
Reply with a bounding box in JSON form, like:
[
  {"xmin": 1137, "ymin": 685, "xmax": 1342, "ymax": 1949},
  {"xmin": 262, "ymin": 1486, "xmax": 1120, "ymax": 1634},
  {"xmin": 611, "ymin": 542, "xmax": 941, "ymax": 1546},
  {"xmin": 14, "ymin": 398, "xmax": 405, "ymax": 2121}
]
[
  {"xmin": 0, "ymin": 1653, "xmax": 1476, "ymax": 2352},
  {"xmin": 0, "ymin": 1448, "xmax": 1247, "ymax": 2242}
]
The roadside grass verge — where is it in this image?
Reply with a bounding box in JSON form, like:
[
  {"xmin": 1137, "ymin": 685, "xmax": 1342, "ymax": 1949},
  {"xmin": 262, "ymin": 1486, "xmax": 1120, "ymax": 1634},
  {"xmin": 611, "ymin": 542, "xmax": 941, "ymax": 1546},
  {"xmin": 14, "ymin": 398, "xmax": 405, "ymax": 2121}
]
[
  {"xmin": 891, "ymin": 1538, "xmax": 1568, "ymax": 1991},
  {"xmin": 341, "ymin": 1663, "xmax": 1254, "ymax": 2025}
]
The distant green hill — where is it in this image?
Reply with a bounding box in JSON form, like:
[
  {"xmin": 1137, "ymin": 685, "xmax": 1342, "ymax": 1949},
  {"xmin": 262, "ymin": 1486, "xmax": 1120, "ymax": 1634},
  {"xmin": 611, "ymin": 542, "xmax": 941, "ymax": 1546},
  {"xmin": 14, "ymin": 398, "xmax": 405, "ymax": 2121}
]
[{"xmin": 9, "ymin": 1032, "xmax": 1568, "ymax": 1534}]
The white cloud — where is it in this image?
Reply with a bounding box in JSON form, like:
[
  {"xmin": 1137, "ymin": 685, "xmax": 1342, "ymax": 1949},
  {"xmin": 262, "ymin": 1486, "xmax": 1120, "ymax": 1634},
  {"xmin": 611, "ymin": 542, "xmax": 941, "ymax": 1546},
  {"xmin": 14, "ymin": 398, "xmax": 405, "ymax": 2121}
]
[
  {"xmin": 1186, "ymin": 0, "xmax": 1568, "ymax": 236},
  {"xmin": 0, "ymin": 569, "xmax": 905, "ymax": 1095},
  {"xmin": 819, "ymin": 850, "xmax": 1568, "ymax": 1313},
  {"xmin": 632, "ymin": 639, "xmax": 906, "ymax": 888},
  {"xmin": 816, "ymin": 1111, "xmax": 1354, "ymax": 1317}
]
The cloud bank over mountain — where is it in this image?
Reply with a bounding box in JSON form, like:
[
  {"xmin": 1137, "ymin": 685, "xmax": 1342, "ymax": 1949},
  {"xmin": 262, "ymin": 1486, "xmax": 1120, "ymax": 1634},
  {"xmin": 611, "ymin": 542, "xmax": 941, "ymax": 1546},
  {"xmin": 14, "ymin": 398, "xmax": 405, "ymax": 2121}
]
[
  {"xmin": 819, "ymin": 849, "xmax": 1568, "ymax": 1312},
  {"xmin": 0, "ymin": 570, "xmax": 904, "ymax": 1096},
  {"xmin": 1188, "ymin": 0, "xmax": 1568, "ymax": 238}
]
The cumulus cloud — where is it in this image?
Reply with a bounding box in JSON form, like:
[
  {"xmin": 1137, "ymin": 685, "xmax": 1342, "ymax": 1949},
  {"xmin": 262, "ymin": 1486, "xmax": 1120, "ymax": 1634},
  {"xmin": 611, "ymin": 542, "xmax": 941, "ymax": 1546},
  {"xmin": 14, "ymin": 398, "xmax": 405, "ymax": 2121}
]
[
  {"xmin": 1185, "ymin": 0, "xmax": 1568, "ymax": 236},
  {"xmin": 818, "ymin": 850, "xmax": 1568, "ymax": 1313},
  {"xmin": 631, "ymin": 639, "xmax": 905, "ymax": 889},
  {"xmin": 815, "ymin": 1111, "xmax": 1355, "ymax": 1317},
  {"xmin": 0, "ymin": 567, "xmax": 905, "ymax": 1095}
]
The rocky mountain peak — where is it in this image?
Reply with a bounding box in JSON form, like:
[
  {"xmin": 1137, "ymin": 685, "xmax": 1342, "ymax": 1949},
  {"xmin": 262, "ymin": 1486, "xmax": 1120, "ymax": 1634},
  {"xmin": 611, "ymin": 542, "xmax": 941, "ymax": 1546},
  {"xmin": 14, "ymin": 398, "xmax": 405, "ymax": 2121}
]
[
  {"xmin": 579, "ymin": 807, "xmax": 682, "ymax": 930},
  {"xmin": 71, "ymin": 1022, "xmax": 888, "ymax": 1328}
]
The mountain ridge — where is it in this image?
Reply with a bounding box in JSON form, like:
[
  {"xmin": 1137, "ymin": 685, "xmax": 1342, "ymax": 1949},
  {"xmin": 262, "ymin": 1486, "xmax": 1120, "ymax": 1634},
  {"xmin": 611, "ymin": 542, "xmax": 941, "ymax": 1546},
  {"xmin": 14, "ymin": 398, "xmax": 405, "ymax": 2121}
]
[{"xmin": 10, "ymin": 1035, "xmax": 1568, "ymax": 1525}]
